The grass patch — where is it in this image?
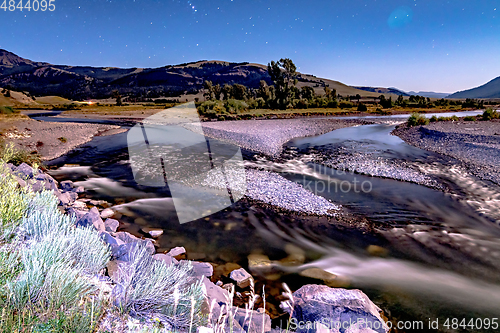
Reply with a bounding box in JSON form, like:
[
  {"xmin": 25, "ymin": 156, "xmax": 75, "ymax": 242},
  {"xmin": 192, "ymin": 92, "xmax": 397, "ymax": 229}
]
[{"xmin": 58, "ymin": 137, "xmax": 68, "ymax": 143}]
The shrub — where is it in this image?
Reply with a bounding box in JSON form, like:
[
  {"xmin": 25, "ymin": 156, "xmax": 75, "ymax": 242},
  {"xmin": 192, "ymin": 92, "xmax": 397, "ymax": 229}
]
[
  {"xmin": 0, "ymin": 106, "xmax": 18, "ymax": 114},
  {"xmin": 463, "ymin": 116, "xmax": 477, "ymax": 121},
  {"xmin": 224, "ymin": 99, "xmax": 248, "ymax": 114},
  {"xmin": 58, "ymin": 137, "xmax": 68, "ymax": 143},
  {"xmin": 339, "ymin": 101, "xmax": 354, "ymax": 109},
  {"xmin": 429, "ymin": 115, "xmax": 438, "ymax": 122},
  {"xmin": 482, "ymin": 108, "xmax": 499, "ymax": 121},
  {"xmin": 407, "ymin": 112, "xmax": 430, "ymax": 127},
  {"xmin": 357, "ymin": 103, "xmax": 368, "ymax": 112}
]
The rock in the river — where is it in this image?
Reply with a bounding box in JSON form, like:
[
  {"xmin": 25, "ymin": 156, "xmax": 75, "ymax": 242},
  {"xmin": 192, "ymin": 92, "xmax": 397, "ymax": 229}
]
[
  {"xmin": 286, "ymin": 285, "xmax": 389, "ymax": 333},
  {"xmin": 101, "ymin": 208, "xmax": 115, "ymax": 219},
  {"xmin": 230, "ymin": 268, "xmax": 253, "ymax": 288},
  {"xmin": 75, "ymin": 207, "xmax": 105, "ymax": 231}
]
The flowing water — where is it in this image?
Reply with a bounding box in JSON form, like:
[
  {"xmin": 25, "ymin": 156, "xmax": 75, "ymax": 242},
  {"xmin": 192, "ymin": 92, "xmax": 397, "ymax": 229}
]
[{"xmin": 41, "ymin": 111, "xmax": 500, "ymax": 330}]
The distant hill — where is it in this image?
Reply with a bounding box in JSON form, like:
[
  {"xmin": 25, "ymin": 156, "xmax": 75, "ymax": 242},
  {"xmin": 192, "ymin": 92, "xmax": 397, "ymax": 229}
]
[
  {"xmin": 407, "ymin": 91, "xmax": 451, "ymax": 99},
  {"xmin": 0, "ymin": 49, "xmax": 392, "ymax": 100},
  {"xmin": 448, "ymin": 76, "xmax": 500, "ymax": 99},
  {"xmin": 352, "ymin": 86, "xmax": 409, "ymax": 96}
]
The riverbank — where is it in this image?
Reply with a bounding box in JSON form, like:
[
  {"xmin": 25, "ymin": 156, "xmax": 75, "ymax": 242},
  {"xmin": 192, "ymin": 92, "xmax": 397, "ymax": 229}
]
[
  {"xmin": 0, "ymin": 118, "xmax": 127, "ymax": 161},
  {"xmin": 393, "ymin": 119, "xmax": 500, "ymax": 185}
]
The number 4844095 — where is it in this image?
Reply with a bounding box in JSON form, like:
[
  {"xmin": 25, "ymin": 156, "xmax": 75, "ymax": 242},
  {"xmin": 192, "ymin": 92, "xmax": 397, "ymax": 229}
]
[{"xmin": 1, "ymin": 0, "xmax": 55, "ymax": 11}]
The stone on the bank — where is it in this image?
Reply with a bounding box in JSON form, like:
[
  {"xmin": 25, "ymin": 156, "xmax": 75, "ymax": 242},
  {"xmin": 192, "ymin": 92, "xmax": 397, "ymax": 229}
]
[
  {"xmin": 15, "ymin": 163, "xmax": 35, "ymax": 178},
  {"xmin": 234, "ymin": 307, "xmax": 271, "ymax": 333},
  {"xmin": 74, "ymin": 186, "xmax": 85, "ymax": 193},
  {"xmin": 75, "ymin": 207, "xmax": 105, "ymax": 232},
  {"xmin": 285, "ymin": 285, "xmax": 389, "ymax": 333},
  {"xmin": 113, "ymin": 239, "xmax": 155, "ymax": 261},
  {"xmin": 229, "ymin": 268, "xmax": 253, "ymax": 288},
  {"xmin": 188, "ymin": 261, "xmax": 213, "ymax": 278},
  {"xmin": 148, "ymin": 229, "xmax": 163, "ymax": 238},
  {"xmin": 153, "ymin": 253, "xmax": 177, "ymax": 267},
  {"xmin": 55, "ymin": 191, "xmax": 71, "ymax": 206},
  {"xmin": 66, "ymin": 207, "xmax": 87, "ymax": 220},
  {"xmin": 168, "ymin": 246, "xmax": 186, "ymax": 260},
  {"xmin": 114, "ymin": 231, "xmax": 139, "ymax": 244},
  {"xmin": 201, "ymin": 276, "xmax": 229, "ymax": 319},
  {"xmin": 104, "ymin": 218, "xmax": 120, "ymax": 233},
  {"xmin": 72, "ymin": 200, "xmax": 88, "ymax": 210},
  {"xmin": 60, "ymin": 180, "xmax": 74, "ymax": 192},
  {"xmin": 101, "ymin": 208, "xmax": 115, "ymax": 219},
  {"xmin": 100, "ymin": 231, "xmax": 125, "ymax": 247}
]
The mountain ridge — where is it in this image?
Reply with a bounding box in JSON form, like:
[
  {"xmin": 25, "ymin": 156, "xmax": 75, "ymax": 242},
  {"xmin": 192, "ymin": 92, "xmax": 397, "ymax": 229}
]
[{"xmin": 0, "ymin": 49, "xmax": 395, "ymax": 100}]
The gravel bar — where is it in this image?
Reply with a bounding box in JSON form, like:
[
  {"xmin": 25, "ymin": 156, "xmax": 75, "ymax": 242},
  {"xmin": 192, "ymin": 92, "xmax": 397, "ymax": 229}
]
[
  {"xmin": 393, "ymin": 120, "xmax": 500, "ymax": 185},
  {"xmin": 245, "ymin": 169, "xmax": 340, "ymax": 216},
  {"xmin": 188, "ymin": 118, "xmax": 369, "ymax": 157}
]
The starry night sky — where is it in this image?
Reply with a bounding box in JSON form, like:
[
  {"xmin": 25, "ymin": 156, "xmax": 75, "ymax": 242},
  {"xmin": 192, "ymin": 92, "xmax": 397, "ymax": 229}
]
[{"xmin": 1, "ymin": 0, "xmax": 499, "ymax": 93}]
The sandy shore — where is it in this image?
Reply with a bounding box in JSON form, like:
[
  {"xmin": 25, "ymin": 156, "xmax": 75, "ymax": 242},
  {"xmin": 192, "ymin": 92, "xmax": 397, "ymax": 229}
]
[
  {"xmin": 393, "ymin": 120, "xmax": 500, "ymax": 185},
  {"xmin": 1, "ymin": 118, "xmax": 127, "ymax": 161}
]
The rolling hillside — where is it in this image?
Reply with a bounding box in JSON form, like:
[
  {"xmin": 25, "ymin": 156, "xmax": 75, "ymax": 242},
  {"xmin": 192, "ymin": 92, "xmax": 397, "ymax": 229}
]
[{"xmin": 448, "ymin": 76, "xmax": 500, "ymax": 99}]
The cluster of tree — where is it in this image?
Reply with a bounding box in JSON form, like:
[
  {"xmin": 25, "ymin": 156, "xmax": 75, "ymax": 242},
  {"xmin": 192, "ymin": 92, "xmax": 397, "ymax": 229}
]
[{"xmin": 202, "ymin": 58, "xmax": 340, "ymax": 110}]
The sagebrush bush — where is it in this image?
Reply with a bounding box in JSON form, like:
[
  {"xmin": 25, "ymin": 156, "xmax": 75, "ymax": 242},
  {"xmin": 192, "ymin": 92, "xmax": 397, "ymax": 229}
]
[{"xmin": 112, "ymin": 243, "xmax": 205, "ymax": 329}]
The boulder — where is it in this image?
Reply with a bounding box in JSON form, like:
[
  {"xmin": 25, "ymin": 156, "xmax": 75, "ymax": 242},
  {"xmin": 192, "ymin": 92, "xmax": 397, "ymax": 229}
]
[
  {"xmin": 187, "ymin": 261, "xmax": 213, "ymax": 278},
  {"xmin": 201, "ymin": 276, "xmax": 229, "ymax": 320},
  {"xmin": 75, "ymin": 207, "xmax": 105, "ymax": 231},
  {"xmin": 285, "ymin": 285, "xmax": 389, "ymax": 333},
  {"xmin": 100, "ymin": 231, "xmax": 125, "ymax": 248},
  {"xmin": 229, "ymin": 268, "xmax": 253, "ymax": 288},
  {"xmin": 104, "ymin": 218, "xmax": 120, "ymax": 233}
]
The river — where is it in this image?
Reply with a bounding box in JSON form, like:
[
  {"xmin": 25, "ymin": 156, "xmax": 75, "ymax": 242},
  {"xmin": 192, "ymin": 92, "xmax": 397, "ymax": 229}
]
[{"xmin": 36, "ymin": 110, "xmax": 500, "ymax": 331}]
